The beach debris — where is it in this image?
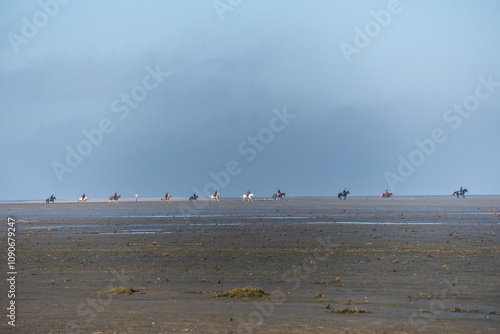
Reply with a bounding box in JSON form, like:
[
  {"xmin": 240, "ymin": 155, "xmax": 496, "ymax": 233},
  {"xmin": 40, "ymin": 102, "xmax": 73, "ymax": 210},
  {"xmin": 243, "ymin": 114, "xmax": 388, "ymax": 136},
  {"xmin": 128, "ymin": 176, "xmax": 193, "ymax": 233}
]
[
  {"xmin": 329, "ymin": 307, "xmax": 370, "ymax": 314},
  {"xmin": 106, "ymin": 287, "xmax": 137, "ymax": 295},
  {"xmin": 217, "ymin": 287, "xmax": 268, "ymax": 298},
  {"xmin": 419, "ymin": 292, "xmax": 440, "ymax": 298}
]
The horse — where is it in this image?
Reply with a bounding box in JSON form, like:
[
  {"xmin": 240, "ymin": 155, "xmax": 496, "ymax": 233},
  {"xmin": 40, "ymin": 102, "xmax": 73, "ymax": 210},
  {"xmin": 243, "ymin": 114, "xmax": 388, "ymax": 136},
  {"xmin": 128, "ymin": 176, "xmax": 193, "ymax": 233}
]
[
  {"xmin": 241, "ymin": 193, "xmax": 254, "ymax": 201},
  {"xmin": 108, "ymin": 195, "xmax": 121, "ymax": 203},
  {"xmin": 380, "ymin": 192, "xmax": 392, "ymax": 198},
  {"xmin": 78, "ymin": 196, "xmax": 88, "ymax": 203},
  {"xmin": 46, "ymin": 195, "xmax": 56, "ymax": 204},
  {"xmin": 161, "ymin": 195, "xmax": 172, "ymax": 202},
  {"xmin": 338, "ymin": 190, "xmax": 350, "ymax": 200},
  {"xmin": 453, "ymin": 188, "xmax": 468, "ymax": 199},
  {"xmin": 189, "ymin": 194, "xmax": 199, "ymax": 201},
  {"xmin": 209, "ymin": 193, "xmax": 220, "ymax": 201},
  {"xmin": 272, "ymin": 192, "xmax": 285, "ymax": 200}
]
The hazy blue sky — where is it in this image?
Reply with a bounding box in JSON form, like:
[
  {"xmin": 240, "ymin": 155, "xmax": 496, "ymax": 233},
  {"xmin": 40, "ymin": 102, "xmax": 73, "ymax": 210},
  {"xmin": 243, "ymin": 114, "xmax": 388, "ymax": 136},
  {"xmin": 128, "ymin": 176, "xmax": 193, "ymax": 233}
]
[{"xmin": 1, "ymin": 0, "xmax": 499, "ymax": 200}]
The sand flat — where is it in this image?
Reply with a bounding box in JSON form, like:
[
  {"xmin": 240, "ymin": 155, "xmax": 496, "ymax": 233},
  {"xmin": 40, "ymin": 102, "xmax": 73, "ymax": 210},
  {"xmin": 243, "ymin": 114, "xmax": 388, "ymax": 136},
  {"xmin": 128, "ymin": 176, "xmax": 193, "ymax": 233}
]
[{"xmin": 1, "ymin": 196, "xmax": 499, "ymax": 333}]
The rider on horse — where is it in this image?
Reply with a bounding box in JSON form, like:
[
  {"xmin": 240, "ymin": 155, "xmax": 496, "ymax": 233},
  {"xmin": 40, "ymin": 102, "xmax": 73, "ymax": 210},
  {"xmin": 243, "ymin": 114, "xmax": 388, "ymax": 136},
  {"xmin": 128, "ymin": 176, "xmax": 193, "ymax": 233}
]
[
  {"xmin": 165, "ymin": 192, "xmax": 169, "ymax": 198},
  {"xmin": 385, "ymin": 189, "xmax": 389, "ymax": 195},
  {"xmin": 114, "ymin": 192, "xmax": 118, "ymax": 200},
  {"xmin": 82, "ymin": 193, "xmax": 86, "ymax": 199}
]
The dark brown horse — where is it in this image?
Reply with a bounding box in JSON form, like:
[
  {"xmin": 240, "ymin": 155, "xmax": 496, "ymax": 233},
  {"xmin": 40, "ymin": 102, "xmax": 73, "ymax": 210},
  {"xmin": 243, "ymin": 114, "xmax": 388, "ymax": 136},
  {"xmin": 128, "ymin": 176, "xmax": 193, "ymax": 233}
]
[
  {"xmin": 452, "ymin": 189, "xmax": 468, "ymax": 199},
  {"xmin": 338, "ymin": 190, "xmax": 349, "ymax": 200}
]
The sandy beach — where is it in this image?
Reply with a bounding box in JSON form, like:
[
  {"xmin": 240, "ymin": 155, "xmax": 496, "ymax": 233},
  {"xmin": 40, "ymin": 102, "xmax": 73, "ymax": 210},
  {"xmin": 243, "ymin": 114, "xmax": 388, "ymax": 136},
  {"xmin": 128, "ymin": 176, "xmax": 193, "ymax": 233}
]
[{"xmin": 1, "ymin": 196, "xmax": 499, "ymax": 333}]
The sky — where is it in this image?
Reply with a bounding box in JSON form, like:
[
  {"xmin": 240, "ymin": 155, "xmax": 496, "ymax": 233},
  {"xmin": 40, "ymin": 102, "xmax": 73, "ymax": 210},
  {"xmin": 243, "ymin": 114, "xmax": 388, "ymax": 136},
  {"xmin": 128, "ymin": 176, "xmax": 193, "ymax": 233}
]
[{"xmin": 1, "ymin": 0, "xmax": 499, "ymax": 200}]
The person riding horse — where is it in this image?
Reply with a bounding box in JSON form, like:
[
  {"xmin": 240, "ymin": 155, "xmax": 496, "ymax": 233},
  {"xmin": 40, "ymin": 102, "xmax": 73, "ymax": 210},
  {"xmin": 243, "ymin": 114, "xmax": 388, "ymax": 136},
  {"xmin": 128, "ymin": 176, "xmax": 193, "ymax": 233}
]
[
  {"xmin": 114, "ymin": 192, "xmax": 118, "ymax": 200},
  {"xmin": 338, "ymin": 189, "xmax": 349, "ymax": 199},
  {"xmin": 247, "ymin": 190, "xmax": 251, "ymax": 196},
  {"xmin": 46, "ymin": 194, "xmax": 56, "ymax": 203},
  {"xmin": 82, "ymin": 193, "xmax": 86, "ymax": 200},
  {"xmin": 165, "ymin": 192, "xmax": 169, "ymax": 198}
]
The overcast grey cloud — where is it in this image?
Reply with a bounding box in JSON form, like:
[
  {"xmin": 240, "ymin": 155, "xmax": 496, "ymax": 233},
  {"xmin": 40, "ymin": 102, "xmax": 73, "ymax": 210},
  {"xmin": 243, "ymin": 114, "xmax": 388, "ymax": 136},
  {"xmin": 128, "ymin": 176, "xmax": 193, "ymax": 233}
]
[{"xmin": 1, "ymin": 0, "xmax": 499, "ymax": 200}]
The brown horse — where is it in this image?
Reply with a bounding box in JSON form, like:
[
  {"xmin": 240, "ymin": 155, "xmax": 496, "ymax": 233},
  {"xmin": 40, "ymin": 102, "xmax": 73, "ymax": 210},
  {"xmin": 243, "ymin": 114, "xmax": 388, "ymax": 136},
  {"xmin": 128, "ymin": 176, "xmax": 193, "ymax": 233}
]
[
  {"xmin": 109, "ymin": 195, "xmax": 121, "ymax": 203},
  {"xmin": 272, "ymin": 192, "xmax": 285, "ymax": 200},
  {"xmin": 161, "ymin": 194, "xmax": 172, "ymax": 202},
  {"xmin": 380, "ymin": 192, "xmax": 392, "ymax": 198}
]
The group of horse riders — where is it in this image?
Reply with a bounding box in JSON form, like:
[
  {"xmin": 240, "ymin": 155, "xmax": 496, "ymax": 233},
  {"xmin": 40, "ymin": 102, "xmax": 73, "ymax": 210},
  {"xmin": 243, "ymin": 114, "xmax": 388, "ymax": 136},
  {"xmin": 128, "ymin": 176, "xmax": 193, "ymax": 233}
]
[
  {"xmin": 48, "ymin": 186, "xmax": 470, "ymax": 203},
  {"xmin": 190, "ymin": 189, "xmax": 252, "ymax": 199}
]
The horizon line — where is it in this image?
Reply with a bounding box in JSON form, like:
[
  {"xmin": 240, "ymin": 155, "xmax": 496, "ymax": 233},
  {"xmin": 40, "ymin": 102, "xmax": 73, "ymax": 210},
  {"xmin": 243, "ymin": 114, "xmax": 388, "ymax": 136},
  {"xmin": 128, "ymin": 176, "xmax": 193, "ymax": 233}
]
[{"xmin": 1, "ymin": 194, "xmax": 499, "ymax": 203}]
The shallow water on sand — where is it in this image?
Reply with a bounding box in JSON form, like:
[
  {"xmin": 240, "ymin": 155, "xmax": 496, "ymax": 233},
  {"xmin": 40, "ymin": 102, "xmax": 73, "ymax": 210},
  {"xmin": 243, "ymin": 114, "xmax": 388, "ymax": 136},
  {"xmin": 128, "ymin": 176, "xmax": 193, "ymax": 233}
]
[{"xmin": 2, "ymin": 196, "xmax": 498, "ymax": 235}]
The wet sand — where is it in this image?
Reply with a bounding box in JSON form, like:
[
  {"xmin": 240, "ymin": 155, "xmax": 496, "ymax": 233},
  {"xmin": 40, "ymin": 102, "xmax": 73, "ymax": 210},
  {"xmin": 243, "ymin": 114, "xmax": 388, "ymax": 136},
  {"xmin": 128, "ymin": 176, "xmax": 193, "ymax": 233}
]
[{"xmin": 1, "ymin": 197, "xmax": 499, "ymax": 333}]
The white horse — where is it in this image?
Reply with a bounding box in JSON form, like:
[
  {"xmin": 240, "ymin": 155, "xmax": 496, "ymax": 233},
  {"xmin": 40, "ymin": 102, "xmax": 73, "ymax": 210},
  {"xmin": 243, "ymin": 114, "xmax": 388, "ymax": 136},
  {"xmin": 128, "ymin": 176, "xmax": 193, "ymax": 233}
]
[
  {"xmin": 209, "ymin": 193, "xmax": 220, "ymax": 201},
  {"xmin": 241, "ymin": 193, "xmax": 254, "ymax": 201},
  {"xmin": 78, "ymin": 196, "xmax": 88, "ymax": 203}
]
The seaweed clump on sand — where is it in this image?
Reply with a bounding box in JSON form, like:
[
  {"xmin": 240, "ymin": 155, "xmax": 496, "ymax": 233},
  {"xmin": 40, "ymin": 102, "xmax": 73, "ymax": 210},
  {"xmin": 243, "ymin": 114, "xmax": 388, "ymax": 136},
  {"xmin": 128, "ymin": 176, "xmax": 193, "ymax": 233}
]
[
  {"xmin": 329, "ymin": 307, "xmax": 371, "ymax": 314},
  {"xmin": 106, "ymin": 287, "xmax": 138, "ymax": 295},
  {"xmin": 217, "ymin": 287, "xmax": 268, "ymax": 298}
]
